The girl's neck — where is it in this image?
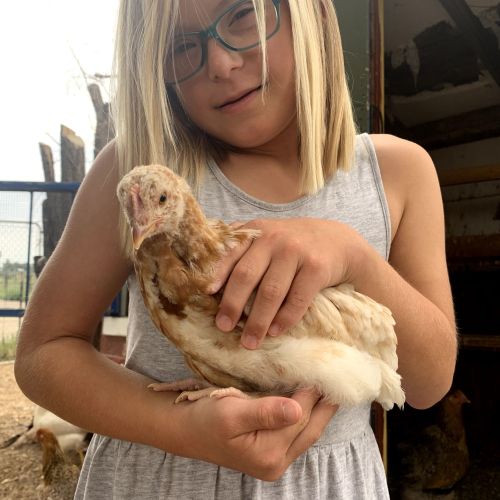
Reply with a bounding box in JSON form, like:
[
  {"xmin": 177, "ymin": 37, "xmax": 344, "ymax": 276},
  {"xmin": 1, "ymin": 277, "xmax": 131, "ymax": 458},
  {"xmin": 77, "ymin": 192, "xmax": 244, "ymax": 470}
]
[
  {"xmin": 217, "ymin": 121, "xmax": 302, "ymax": 204},
  {"xmin": 219, "ymin": 154, "xmax": 302, "ymax": 204}
]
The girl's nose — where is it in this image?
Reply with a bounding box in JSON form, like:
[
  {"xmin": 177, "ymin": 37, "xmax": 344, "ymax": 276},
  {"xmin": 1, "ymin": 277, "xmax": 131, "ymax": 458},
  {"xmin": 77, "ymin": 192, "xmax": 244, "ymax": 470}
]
[{"xmin": 206, "ymin": 38, "xmax": 244, "ymax": 81}]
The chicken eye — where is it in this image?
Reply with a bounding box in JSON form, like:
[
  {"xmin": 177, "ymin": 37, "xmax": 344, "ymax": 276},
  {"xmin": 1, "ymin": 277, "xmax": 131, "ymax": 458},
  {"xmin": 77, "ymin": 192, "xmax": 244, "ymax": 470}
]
[{"xmin": 159, "ymin": 194, "xmax": 167, "ymax": 204}]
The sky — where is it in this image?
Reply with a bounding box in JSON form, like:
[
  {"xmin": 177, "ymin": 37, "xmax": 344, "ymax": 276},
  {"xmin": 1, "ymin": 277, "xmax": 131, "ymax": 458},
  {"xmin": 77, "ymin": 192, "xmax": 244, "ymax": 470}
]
[
  {"xmin": 0, "ymin": 1, "xmax": 119, "ymax": 265},
  {"xmin": 0, "ymin": 0, "xmax": 119, "ymax": 182}
]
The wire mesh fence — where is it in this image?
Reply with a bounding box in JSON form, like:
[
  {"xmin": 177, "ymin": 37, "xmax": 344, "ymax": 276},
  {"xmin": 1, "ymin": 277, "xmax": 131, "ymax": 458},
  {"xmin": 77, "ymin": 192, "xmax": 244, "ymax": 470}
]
[
  {"xmin": 0, "ymin": 182, "xmax": 79, "ymax": 348},
  {"xmin": 0, "ymin": 191, "xmax": 45, "ymax": 305}
]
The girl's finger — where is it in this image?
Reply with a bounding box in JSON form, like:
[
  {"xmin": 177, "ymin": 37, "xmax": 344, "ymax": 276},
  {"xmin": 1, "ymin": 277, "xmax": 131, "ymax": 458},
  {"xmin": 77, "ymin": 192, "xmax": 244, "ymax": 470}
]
[
  {"xmin": 275, "ymin": 389, "xmax": 325, "ymax": 444},
  {"xmin": 232, "ymin": 396, "xmax": 303, "ymax": 435},
  {"xmin": 215, "ymin": 243, "xmax": 271, "ymax": 332},
  {"xmin": 207, "ymin": 236, "xmax": 252, "ymax": 294},
  {"xmin": 241, "ymin": 257, "xmax": 298, "ymax": 349},
  {"xmin": 270, "ymin": 265, "xmax": 324, "ymax": 336},
  {"xmin": 286, "ymin": 399, "xmax": 338, "ymax": 462}
]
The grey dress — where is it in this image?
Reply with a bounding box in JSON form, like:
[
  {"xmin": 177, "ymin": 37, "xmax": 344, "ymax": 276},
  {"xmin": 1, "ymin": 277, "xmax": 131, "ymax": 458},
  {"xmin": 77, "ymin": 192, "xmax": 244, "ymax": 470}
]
[{"xmin": 75, "ymin": 133, "xmax": 391, "ymax": 499}]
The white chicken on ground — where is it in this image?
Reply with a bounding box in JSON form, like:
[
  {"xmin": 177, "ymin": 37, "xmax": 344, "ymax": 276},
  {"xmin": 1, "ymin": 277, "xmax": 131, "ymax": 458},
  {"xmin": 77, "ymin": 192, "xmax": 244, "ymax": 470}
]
[{"xmin": 5, "ymin": 405, "xmax": 89, "ymax": 453}]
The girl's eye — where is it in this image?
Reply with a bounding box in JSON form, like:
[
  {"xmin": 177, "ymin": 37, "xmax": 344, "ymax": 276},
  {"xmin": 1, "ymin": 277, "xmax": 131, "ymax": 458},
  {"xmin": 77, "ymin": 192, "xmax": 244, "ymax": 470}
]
[
  {"xmin": 159, "ymin": 194, "xmax": 167, "ymax": 204},
  {"xmin": 173, "ymin": 38, "xmax": 197, "ymax": 55},
  {"xmin": 228, "ymin": 6, "xmax": 256, "ymax": 28}
]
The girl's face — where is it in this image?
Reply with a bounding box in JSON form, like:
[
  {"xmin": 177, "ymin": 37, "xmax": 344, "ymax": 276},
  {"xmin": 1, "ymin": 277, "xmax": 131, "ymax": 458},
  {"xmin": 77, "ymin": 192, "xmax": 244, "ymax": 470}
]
[{"xmin": 173, "ymin": 0, "xmax": 296, "ymax": 151}]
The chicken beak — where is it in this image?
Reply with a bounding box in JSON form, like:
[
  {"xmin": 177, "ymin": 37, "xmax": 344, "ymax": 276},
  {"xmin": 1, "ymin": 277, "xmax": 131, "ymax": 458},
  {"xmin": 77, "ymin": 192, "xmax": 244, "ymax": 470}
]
[
  {"xmin": 132, "ymin": 223, "xmax": 155, "ymax": 251},
  {"xmin": 129, "ymin": 186, "xmax": 156, "ymax": 251}
]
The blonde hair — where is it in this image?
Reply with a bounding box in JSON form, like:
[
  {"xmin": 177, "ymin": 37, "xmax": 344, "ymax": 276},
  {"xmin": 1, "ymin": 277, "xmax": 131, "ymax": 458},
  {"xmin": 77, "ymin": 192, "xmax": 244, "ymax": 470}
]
[{"xmin": 113, "ymin": 0, "xmax": 356, "ymax": 246}]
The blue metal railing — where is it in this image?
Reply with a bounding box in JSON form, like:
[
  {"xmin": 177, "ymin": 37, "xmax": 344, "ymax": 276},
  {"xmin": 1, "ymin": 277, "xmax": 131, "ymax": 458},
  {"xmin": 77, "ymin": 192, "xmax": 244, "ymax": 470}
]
[
  {"xmin": 0, "ymin": 180, "xmax": 124, "ymax": 319},
  {"xmin": 0, "ymin": 181, "xmax": 81, "ymax": 193}
]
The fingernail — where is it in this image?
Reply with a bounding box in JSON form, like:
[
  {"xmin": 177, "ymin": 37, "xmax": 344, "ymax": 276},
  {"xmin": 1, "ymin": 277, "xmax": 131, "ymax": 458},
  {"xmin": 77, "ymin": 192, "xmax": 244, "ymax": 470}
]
[
  {"xmin": 207, "ymin": 282, "xmax": 221, "ymax": 294},
  {"xmin": 216, "ymin": 314, "xmax": 233, "ymax": 332},
  {"xmin": 282, "ymin": 402, "xmax": 299, "ymax": 424},
  {"xmin": 268, "ymin": 324, "xmax": 281, "ymax": 337},
  {"xmin": 242, "ymin": 334, "xmax": 258, "ymax": 349}
]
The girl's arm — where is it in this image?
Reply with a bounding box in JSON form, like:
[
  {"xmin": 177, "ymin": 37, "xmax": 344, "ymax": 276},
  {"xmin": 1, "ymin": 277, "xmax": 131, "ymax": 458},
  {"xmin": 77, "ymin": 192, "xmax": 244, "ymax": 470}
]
[
  {"xmin": 211, "ymin": 135, "xmax": 457, "ymax": 410},
  {"xmin": 14, "ymin": 143, "xmax": 335, "ymax": 481},
  {"xmin": 358, "ymin": 134, "xmax": 457, "ymax": 409}
]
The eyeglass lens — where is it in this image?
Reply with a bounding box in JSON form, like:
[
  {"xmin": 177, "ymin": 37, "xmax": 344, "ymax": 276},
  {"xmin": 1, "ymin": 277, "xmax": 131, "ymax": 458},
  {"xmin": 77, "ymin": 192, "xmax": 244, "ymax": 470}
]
[{"xmin": 165, "ymin": 0, "xmax": 278, "ymax": 83}]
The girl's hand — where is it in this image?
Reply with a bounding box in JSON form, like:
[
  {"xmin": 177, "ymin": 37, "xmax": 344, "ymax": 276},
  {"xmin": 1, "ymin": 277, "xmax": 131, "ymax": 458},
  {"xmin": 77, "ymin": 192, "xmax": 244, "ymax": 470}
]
[
  {"xmin": 177, "ymin": 389, "xmax": 337, "ymax": 481},
  {"xmin": 209, "ymin": 218, "xmax": 365, "ymax": 349}
]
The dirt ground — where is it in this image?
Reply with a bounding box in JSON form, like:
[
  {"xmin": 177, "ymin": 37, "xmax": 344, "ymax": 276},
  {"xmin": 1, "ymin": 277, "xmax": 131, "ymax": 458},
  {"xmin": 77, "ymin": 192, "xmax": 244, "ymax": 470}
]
[
  {"xmin": 1, "ymin": 360, "xmax": 498, "ymax": 499},
  {"xmin": 0, "ymin": 361, "xmax": 44, "ymax": 499}
]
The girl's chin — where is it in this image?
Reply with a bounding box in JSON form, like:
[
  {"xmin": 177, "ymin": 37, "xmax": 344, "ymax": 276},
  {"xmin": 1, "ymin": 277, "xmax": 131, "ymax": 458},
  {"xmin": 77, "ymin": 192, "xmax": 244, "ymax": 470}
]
[{"xmin": 210, "ymin": 133, "xmax": 274, "ymax": 150}]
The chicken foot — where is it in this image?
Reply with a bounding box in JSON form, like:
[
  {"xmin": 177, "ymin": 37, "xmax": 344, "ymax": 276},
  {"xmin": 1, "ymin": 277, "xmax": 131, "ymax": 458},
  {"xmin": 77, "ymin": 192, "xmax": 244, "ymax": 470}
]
[{"xmin": 148, "ymin": 378, "xmax": 252, "ymax": 403}]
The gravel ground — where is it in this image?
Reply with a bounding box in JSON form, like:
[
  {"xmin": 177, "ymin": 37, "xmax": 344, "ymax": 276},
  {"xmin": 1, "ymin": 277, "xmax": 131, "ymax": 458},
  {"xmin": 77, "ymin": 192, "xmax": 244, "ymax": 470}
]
[{"xmin": 0, "ymin": 361, "xmax": 44, "ymax": 499}]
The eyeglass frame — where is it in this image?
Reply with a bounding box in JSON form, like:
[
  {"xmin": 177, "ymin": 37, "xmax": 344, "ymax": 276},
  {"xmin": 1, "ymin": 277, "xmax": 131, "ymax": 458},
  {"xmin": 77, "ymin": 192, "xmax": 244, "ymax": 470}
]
[{"xmin": 165, "ymin": 0, "xmax": 282, "ymax": 85}]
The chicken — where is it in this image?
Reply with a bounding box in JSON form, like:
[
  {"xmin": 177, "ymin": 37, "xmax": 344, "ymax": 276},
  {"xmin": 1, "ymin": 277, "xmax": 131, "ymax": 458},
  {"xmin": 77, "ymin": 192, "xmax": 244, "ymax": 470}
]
[
  {"xmin": 36, "ymin": 428, "xmax": 81, "ymax": 500},
  {"xmin": 117, "ymin": 164, "xmax": 405, "ymax": 410},
  {"xmin": 5, "ymin": 404, "xmax": 89, "ymax": 454},
  {"xmin": 398, "ymin": 389, "xmax": 470, "ymax": 493}
]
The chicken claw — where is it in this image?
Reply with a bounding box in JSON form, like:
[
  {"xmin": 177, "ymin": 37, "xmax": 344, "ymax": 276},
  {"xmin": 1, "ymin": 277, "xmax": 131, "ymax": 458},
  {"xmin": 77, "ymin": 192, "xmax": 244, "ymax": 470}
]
[
  {"xmin": 147, "ymin": 378, "xmax": 209, "ymax": 392},
  {"xmin": 175, "ymin": 386, "xmax": 253, "ymax": 404}
]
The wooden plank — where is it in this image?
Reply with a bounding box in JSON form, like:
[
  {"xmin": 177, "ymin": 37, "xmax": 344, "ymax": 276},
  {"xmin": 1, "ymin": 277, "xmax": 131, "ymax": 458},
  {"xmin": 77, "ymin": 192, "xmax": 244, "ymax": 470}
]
[
  {"xmin": 439, "ymin": 164, "xmax": 500, "ymax": 186},
  {"xmin": 460, "ymin": 335, "xmax": 500, "ymax": 351},
  {"xmin": 407, "ymin": 104, "xmax": 500, "ymax": 150},
  {"xmin": 447, "ymin": 234, "xmax": 500, "ymax": 259}
]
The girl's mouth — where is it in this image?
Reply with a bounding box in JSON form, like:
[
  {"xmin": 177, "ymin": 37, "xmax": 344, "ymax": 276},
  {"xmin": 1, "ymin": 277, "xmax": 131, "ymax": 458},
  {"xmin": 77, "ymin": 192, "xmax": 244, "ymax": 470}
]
[{"xmin": 218, "ymin": 86, "xmax": 262, "ymax": 112}]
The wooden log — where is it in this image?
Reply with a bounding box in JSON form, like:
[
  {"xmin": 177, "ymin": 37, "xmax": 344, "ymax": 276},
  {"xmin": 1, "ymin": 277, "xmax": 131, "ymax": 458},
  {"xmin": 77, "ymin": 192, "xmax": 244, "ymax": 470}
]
[
  {"xmin": 39, "ymin": 143, "xmax": 67, "ymax": 257},
  {"xmin": 61, "ymin": 125, "xmax": 85, "ymax": 182},
  {"xmin": 39, "ymin": 143, "xmax": 55, "ymax": 182},
  {"xmin": 58, "ymin": 126, "xmax": 85, "ymax": 247},
  {"xmin": 88, "ymin": 83, "xmax": 115, "ymax": 158},
  {"xmin": 38, "ymin": 127, "xmax": 85, "ymax": 258}
]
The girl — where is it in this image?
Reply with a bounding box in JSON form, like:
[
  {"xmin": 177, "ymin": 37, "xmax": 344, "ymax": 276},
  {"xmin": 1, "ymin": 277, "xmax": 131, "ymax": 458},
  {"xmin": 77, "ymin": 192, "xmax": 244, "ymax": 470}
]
[{"xmin": 15, "ymin": 0, "xmax": 457, "ymax": 498}]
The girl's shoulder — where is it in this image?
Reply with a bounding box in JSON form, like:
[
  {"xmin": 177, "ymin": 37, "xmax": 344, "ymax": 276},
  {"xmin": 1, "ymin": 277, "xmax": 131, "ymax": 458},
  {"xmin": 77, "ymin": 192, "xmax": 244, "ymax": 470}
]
[
  {"xmin": 368, "ymin": 133, "xmax": 442, "ymax": 242},
  {"xmin": 87, "ymin": 139, "xmax": 119, "ymax": 181},
  {"xmin": 368, "ymin": 133, "xmax": 436, "ymax": 183}
]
